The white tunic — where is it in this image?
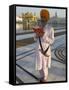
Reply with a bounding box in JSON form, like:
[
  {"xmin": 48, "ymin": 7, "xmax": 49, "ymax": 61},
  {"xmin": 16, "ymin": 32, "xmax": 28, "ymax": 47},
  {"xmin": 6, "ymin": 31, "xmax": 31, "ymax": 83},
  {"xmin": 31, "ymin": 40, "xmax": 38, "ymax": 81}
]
[{"xmin": 34, "ymin": 25, "xmax": 54, "ymax": 70}]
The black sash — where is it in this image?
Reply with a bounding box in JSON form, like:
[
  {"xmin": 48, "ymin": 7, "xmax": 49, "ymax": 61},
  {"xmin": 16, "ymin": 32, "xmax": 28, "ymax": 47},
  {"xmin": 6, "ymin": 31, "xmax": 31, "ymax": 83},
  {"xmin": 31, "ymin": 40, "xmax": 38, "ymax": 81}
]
[{"xmin": 38, "ymin": 37, "xmax": 49, "ymax": 55}]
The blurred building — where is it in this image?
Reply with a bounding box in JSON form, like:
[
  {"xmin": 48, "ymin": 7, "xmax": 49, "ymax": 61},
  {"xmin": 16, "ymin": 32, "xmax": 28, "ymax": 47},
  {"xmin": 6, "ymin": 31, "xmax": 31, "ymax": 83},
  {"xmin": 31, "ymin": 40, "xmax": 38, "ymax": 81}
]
[
  {"xmin": 16, "ymin": 12, "xmax": 38, "ymax": 30},
  {"xmin": 16, "ymin": 12, "xmax": 66, "ymax": 30},
  {"xmin": 48, "ymin": 12, "xmax": 66, "ymax": 28}
]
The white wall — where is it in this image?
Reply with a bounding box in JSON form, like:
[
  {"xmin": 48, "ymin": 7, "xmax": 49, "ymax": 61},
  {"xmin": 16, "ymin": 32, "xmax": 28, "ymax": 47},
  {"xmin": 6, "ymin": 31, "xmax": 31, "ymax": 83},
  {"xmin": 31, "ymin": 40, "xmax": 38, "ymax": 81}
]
[{"xmin": 0, "ymin": 0, "xmax": 69, "ymax": 89}]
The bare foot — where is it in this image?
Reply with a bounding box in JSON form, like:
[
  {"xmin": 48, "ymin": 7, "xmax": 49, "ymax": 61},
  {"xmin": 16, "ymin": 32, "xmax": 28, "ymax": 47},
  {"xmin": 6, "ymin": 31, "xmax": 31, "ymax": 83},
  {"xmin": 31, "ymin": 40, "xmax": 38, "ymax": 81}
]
[{"xmin": 40, "ymin": 78, "xmax": 47, "ymax": 83}]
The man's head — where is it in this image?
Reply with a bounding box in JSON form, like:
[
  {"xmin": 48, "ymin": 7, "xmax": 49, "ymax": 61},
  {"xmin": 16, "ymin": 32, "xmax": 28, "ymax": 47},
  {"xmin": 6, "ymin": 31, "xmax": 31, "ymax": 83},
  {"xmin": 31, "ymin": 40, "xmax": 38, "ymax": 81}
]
[
  {"xmin": 40, "ymin": 9, "xmax": 50, "ymax": 27},
  {"xmin": 40, "ymin": 9, "xmax": 50, "ymax": 22}
]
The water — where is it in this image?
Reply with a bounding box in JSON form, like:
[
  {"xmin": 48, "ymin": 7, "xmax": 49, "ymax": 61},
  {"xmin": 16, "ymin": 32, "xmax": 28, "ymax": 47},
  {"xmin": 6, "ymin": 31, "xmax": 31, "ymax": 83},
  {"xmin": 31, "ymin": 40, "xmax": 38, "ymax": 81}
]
[{"xmin": 16, "ymin": 29, "xmax": 66, "ymax": 41}]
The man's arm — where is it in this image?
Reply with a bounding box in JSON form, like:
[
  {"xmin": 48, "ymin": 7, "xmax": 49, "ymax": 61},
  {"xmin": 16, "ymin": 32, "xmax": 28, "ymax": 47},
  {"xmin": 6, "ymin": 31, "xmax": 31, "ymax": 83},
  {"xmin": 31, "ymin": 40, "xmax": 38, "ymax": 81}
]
[{"xmin": 46, "ymin": 27, "xmax": 54, "ymax": 45}]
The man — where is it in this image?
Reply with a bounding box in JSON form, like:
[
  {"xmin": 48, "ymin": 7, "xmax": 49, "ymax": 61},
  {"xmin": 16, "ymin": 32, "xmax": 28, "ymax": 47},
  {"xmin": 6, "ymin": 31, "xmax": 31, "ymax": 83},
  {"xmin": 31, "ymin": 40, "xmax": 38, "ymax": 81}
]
[{"xmin": 34, "ymin": 9, "xmax": 54, "ymax": 82}]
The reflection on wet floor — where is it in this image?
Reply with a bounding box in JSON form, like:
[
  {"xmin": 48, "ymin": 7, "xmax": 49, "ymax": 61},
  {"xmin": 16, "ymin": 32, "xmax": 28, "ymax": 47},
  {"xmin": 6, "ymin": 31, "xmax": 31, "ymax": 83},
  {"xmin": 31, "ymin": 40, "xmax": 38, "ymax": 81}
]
[{"xmin": 16, "ymin": 32, "xmax": 66, "ymax": 84}]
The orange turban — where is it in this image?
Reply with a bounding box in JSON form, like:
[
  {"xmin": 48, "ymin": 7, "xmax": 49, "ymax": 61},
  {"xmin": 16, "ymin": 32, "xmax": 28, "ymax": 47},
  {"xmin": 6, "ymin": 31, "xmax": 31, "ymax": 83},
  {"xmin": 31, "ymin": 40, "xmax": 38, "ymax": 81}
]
[{"xmin": 40, "ymin": 9, "xmax": 50, "ymax": 22}]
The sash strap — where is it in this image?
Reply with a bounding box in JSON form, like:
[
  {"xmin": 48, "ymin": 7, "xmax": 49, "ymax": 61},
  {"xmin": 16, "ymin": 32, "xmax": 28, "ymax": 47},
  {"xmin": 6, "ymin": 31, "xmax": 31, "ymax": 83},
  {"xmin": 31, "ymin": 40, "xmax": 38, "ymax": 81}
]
[{"xmin": 38, "ymin": 37, "xmax": 49, "ymax": 55}]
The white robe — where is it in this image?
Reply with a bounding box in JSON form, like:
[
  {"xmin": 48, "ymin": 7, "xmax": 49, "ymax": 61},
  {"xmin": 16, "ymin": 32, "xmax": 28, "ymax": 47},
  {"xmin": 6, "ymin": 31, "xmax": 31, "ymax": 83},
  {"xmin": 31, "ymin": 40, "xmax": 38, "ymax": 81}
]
[{"xmin": 34, "ymin": 25, "xmax": 54, "ymax": 70}]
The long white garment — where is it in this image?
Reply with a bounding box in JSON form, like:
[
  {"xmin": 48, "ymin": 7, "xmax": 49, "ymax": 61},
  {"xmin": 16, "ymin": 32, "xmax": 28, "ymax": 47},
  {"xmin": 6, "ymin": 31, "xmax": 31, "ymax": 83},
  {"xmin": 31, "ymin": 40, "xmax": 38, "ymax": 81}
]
[{"xmin": 34, "ymin": 25, "xmax": 54, "ymax": 70}]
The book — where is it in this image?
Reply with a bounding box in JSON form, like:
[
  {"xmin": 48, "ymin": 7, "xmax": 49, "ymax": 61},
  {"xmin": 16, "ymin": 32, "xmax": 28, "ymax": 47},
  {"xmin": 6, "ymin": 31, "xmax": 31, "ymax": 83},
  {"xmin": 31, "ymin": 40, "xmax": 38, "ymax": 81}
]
[
  {"xmin": 33, "ymin": 27, "xmax": 44, "ymax": 37},
  {"xmin": 9, "ymin": 4, "xmax": 67, "ymax": 85}
]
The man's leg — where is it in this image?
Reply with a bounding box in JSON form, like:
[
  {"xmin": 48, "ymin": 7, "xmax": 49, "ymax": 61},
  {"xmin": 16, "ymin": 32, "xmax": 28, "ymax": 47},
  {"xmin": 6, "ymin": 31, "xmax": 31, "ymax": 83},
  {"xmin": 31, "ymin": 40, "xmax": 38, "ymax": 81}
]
[
  {"xmin": 43, "ymin": 67, "xmax": 48, "ymax": 81},
  {"xmin": 39, "ymin": 69, "xmax": 44, "ymax": 80},
  {"xmin": 42, "ymin": 58, "xmax": 48, "ymax": 81}
]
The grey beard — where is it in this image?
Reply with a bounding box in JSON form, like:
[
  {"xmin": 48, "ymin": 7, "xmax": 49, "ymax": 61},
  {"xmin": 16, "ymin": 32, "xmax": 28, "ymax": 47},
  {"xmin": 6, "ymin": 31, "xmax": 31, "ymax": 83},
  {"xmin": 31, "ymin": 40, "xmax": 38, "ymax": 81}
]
[
  {"xmin": 37, "ymin": 20, "xmax": 47, "ymax": 28},
  {"xmin": 41, "ymin": 22, "xmax": 47, "ymax": 28}
]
